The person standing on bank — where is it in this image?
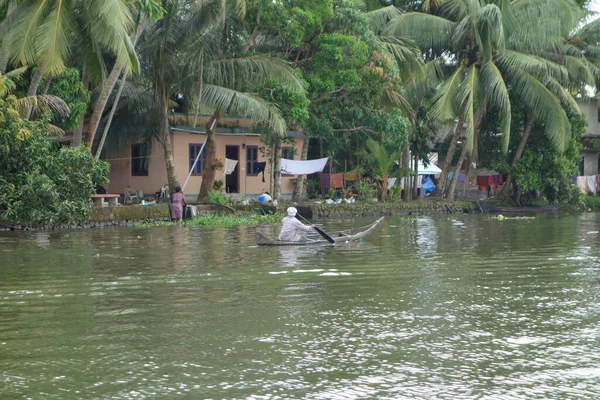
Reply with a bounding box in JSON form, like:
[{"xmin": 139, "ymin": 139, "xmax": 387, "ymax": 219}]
[
  {"xmin": 279, "ymin": 207, "xmax": 314, "ymax": 242},
  {"xmin": 171, "ymin": 186, "xmax": 186, "ymax": 221}
]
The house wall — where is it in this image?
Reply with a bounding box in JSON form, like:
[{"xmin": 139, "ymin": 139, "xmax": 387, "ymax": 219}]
[
  {"xmin": 578, "ymin": 99, "xmax": 600, "ymax": 135},
  {"xmin": 582, "ymin": 150, "xmax": 599, "ymax": 176},
  {"xmin": 106, "ymin": 130, "xmax": 304, "ymax": 198}
]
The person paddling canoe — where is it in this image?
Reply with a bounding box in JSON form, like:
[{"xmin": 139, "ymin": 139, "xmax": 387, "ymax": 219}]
[{"xmin": 279, "ymin": 207, "xmax": 314, "ymax": 242}]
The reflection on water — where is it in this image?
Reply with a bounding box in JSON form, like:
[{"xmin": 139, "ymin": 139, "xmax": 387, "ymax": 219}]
[{"xmin": 1, "ymin": 213, "xmax": 600, "ymax": 398}]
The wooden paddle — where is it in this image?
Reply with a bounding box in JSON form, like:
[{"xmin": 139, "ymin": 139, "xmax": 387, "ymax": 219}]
[{"xmin": 296, "ymin": 213, "xmax": 335, "ymax": 244}]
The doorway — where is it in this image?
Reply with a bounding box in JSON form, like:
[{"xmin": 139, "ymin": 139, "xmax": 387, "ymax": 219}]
[{"xmin": 225, "ymin": 145, "xmax": 239, "ymax": 193}]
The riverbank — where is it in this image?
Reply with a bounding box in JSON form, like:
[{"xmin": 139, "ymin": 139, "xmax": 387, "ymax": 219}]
[{"xmin": 0, "ymin": 200, "xmax": 480, "ymax": 231}]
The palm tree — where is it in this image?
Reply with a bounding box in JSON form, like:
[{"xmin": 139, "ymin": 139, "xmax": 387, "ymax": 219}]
[
  {"xmin": 1, "ymin": 67, "xmax": 70, "ymax": 132},
  {"xmin": 388, "ymin": 0, "xmax": 588, "ymax": 200},
  {"xmin": 137, "ymin": 0, "xmax": 303, "ymax": 198},
  {"xmin": 86, "ymin": 0, "xmax": 165, "ymax": 151},
  {"xmin": 1, "ymin": 0, "xmax": 138, "ymax": 100},
  {"xmin": 366, "ymin": 138, "xmax": 402, "ymax": 201}
]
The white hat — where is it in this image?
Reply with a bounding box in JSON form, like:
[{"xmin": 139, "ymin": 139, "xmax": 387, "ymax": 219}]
[{"xmin": 287, "ymin": 207, "xmax": 297, "ymax": 217}]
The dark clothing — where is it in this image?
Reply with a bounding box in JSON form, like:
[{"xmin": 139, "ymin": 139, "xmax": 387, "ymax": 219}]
[{"xmin": 254, "ymin": 161, "xmax": 267, "ymax": 182}]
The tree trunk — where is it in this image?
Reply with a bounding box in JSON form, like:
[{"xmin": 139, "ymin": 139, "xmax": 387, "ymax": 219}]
[
  {"xmin": 412, "ymin": 154, "xmax": 419, "ymax": 199},
  {"xmin": 95, "ymin": 69, "xmax": 126, "ymax": 158},
  {"xmin": 23, "ymin": 67, "xmax": 44, "ymax": 120},
  {"xmin": 402, "ymin": 145, "xmax": 411, "ymax": 201},
  {"xmin": 292, "ymin": 137, "xmax": 310, "ymax": 201},
  {"xmin": 198, "ymin": 112, "xmax": 220, "ymax": 200},
  {"xmin": 447, "ymin": 143, "xmax": 469, "ymax": 201},
  {"xmin": 85, "ymin": 14, "xmax": 148, "ymax": 149},
  {"xmin": 161, "ymin": 108, "xmax": 180, "ymax": 194},
  {"xmin": 500, "ymin": 112, "xmax": 537, "ymax": 197},
  {"xmin": 273, "ymin": 135, "xmax": 282, "ymax": 202},
  {"xmin": 72, "ymin": 73, "xmax": 89, "ymax": 147},
  {"xmin": 43, "ymin": 76, "xmax": 52, "ymax": 94},
  {"xmin": 434, "ymin": 123, "xmax": 461, "ymax": 197}
]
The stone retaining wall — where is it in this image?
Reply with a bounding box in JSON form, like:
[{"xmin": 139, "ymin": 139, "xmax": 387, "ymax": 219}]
[{"xmin": 0, "ymin": 200, "xmax": 477, "ymax": 231}]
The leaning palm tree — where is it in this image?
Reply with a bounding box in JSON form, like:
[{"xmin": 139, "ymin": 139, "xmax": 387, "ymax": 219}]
[{"xmin": 388, "ymin": 0, "xmax": 588, "ymax": 200}]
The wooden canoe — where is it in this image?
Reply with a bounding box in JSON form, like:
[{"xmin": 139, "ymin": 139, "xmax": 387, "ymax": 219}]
[{"xmin": 256, "ymin": 217, "xmax": 384, "ymax": 246}]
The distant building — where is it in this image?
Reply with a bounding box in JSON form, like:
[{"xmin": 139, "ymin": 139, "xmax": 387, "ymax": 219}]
[{"xmin": 577, "ymin": 98, "xmax": 600, "ymax": 176}]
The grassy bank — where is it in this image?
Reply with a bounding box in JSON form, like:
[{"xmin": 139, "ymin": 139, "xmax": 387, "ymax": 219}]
[
  {"xmin": 582, "ymin": 196, "xmax": 600, "ymax": 210},
  {"xmin": 133, "ymin": 213, "xmax": 283, "ymax": 227}
]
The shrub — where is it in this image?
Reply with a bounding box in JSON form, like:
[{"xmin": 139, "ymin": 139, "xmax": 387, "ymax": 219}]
[
  {"xmin": 0, "ymin": 98, "xmax": 109, "ymax": 225},
  {"xmin": 205, "ymin": 191, "xmax": 230, "ymax": 205}
]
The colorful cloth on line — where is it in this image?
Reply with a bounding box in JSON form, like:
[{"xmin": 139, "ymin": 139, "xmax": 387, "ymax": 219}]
[
  {"xmin": 281, "ymin": 157, "xmax": 328, "ymax": 175},
  {"xmin": 476, "ymin": 175, "xmax": 503, "ymax": 190},
  {"xmin": 587, "ymin": 175, "xmax": 597, "ymax": 194},
  {"xmin": 448, "ymin": 172, "xmax": 466, "ymax": 184},
  {"xmin": 320, "ymin": 173, "xmax": 344, "ymax": 189},
  {"xmin": 224, "ymin": 158, "xmax": 238, "ymax": 175},
  {"xmin": 576, "ymin": 176, "xmax": 588, "ymax": 194}
]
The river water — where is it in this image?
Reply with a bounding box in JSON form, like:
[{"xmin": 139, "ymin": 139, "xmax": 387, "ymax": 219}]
[{"xmin": 1, "ymin": 213, "xmax": 599, "ymax": 399}]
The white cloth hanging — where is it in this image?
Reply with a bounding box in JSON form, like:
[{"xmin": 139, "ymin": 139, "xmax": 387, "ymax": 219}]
[
  {"xmin": 280, "ymin": 157, "xmax": 328, "ymax": 175},
  {"xmin": 224, "ymin": 158, "xmax": 238, "ymax": 175}
]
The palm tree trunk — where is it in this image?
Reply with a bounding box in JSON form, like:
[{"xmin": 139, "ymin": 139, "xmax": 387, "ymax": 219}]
[
  {"xmin": 434, "ymin": 121, "xmax": 461, "ymax": 197},
  {"xmin": 273, "ymin": 135, "xmax": 282, "ymax": 202},
  {"xmin": 402, "ymin": 145, "xmax": 411, "ymax": 201},
  {"xmin": 72, "ymin": 72, "xmax": 89, "ymax": 147},
  {"xmin": 85, "ymin": 14, "xmax": 148, "ymax": 149},
  {"xmin": 161, "ymin": 107, "xmax": 180, "ymax": 194},
  {"xmin": 412, "ymin": 154, "xmax": 419, "ymax": 199},
  {"xmin": 43, "ymin": 76, "xmax": 52, "ymax": 94},
  {"xmin": 500, "ymin": 112, "xmax": 537, "ymax": 197},
  {"xmin": 95, "ymin": 68, "xmax": 126, "ymax": 158},
  {"xmin": 447, "ymin": 143, "xmax": 469, "ymax": 201},
  {"xmin": 23, "ymin": 67, "xmax": 45, "ymax": 120},
  {"xmin": 446, "ymin": 97, "xmax": 488, "ymax": 200},
  {"xmin": 292, "ymin": 136, "xmax": 310, "ymax": 201},
  {"xmin": 198, "ymin": 112, "xmax": 220, "ymax": 200}
]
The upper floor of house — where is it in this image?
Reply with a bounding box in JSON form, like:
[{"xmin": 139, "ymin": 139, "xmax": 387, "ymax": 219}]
[{"xmin": 577, "ymin": 97, "xmax": 600, "ymax": 138}]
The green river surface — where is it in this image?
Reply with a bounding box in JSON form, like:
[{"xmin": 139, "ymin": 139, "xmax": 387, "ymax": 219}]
[{"xmin": 1, "ymin": 213, "xmax": 600, "ymax": 399}]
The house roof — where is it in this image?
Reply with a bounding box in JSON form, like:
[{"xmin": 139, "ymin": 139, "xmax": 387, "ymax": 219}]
[{"xmin": 169, "ymin": 113, "xmax": 304, "ymax": 137}]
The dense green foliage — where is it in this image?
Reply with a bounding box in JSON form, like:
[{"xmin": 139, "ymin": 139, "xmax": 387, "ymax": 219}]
[{"xmin": 0, "ymin": 97, "xmax": 109, "ymax": 225}]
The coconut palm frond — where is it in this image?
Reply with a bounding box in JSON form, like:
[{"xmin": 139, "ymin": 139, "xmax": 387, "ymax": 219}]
[
  {"xmin": 510, "ymin": 69, "xmax": 571, "ymax": 154},
  {"xmin": 377, "ymin": 35, "xmax": 424, "ymax": 81},
  {"xmin": 563, "ymin": 55, "xmax": 596, "ymax": 87},
  {"xmin": 429, "ymin": 65, "xmax": 465, "ymax": 123},
  {"xmin": 439, "ymin": 0, "xmax": 470, "ymax": 21},
  {"xmin": 385, "ymin": 12, "xmax": 455, "ymax": 56},
  {"xmin": 0, "ymin": 65, "xmax": 27, "ymax": 94},
  {"xmin": 47, "ymin": 123, "xmax": 65, "ymax": 136},
  {"xmin": 13, "ymin": 94, "xmax": 70, "ymax": 119},
  {"xmin": 380, "ymin": 88, "xmax": 415, "ymax": 123},
  {"xmin": 201, "ymin": 84, "xmax": 287, "ymax": 135},
  {"xmin": 366, "ymin": 6, "xmax": 403, "ymax": 34},
  {"xmin": 546, "ymin": 77, "xmax": 580, "ymax": 112},
  {"xmin": 456, "ymin": 66, "xmax": 478, "ymax": 153},
  {"xmin": 480, "ymin": 61, "xmax": 511, "ymax": 152},
  {"xmin": 208, "ymin": 55, "xmax": 304, "ymax": 93},
  {"xmin": 498, "ymin": 50, "xmax": 567, "ymax": 83}
]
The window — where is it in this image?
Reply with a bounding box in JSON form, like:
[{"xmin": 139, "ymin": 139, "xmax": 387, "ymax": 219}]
[
  {"xmin": 131, "ymin": 143, "xmax": 150, "ymax": 176},
  {"xmin": 282, "ymin": 147, "xmax": 294, "ymax": 160},
  {"xmin": 246, "ymin": 146, "xmax": 259, "ymax": 175},
  {"xmin": 189, "ymin": 144, "xmax": 206, "ymax": 175}
]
